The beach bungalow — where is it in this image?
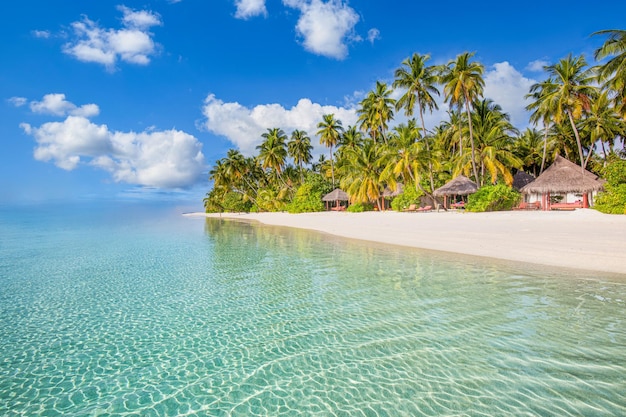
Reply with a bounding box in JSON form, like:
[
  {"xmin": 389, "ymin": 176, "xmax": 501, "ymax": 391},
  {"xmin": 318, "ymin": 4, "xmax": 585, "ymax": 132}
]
[
  {"xmin": 519, "ymin": 155, "xmax": 605, "ymax": 210},
  {"xmin": 433, "ymin": 175, "xmax": 478, "ymax": 209},
  {"xmin": 322, "ymin": 188, "xmax": 349, "ymax": 211},
  {"xmin": 381, "ymin": 183, "xmax": 404, "ymax": 211}
]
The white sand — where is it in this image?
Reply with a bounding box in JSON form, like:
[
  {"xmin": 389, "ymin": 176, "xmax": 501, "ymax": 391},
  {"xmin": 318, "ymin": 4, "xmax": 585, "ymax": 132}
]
[{"xmin": 184, "ymin": 209, "xmax": 626, "ymax": 276}]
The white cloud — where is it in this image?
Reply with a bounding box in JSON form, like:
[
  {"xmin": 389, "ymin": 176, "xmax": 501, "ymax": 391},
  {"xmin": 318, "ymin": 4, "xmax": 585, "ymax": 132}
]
[
  {"xmin": 8, "ymin": 97, "xmax": 28, "ymax": 107},
  {"xmin": 201, "ymin": 93, "xmax": 357, "ymax": 155},
  {"xmin": 483, "ymin": 62, "xmax": 536, "ymax": 129},
  {"xmin": 32, "ymin": 30, "xmax": 51, "ymax": 39},
  {"xmin": 29, "ymin": 94, "xmax": 100, "ymax": 118},
  {"xmin": 526, "ymin": 59, "xmax": 549, "ymax": 72},
  {"xmin": 21, "ymin": 116, "xmax": 205, "ymax": 189},
  {"xmin": 283, "ymin": 0, "xmax": 360, "ymax": 59},
  {"xmin": 63, "ymin": 6, "xmax": 161, "ymax": 69},
  {"xmin": 367, "ymin": 28, "xmax": 380, "ymax": 44},
  {"xmin": 234, "ymin": 0, "xmax": 267, "ymax": 19}
]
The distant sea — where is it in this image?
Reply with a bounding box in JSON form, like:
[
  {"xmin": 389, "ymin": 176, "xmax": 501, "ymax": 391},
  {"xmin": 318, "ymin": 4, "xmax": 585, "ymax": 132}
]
[{"xmin": 1, "ymin": 202, "xmax": 625, "ymax": 416}]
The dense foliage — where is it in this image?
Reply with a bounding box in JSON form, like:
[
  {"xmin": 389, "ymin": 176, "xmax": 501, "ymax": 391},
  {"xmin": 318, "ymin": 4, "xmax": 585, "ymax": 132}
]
[
  {"xmin": 594, "ymin": 160, "xmax": 626, "ymax": 214},
  {"xmin": 205, "ymin": 30, "xmax": 626, "ymax": 214},
  {"xmin": 466, "ymin": 185, "xmax": 521, "ymax": 212}
]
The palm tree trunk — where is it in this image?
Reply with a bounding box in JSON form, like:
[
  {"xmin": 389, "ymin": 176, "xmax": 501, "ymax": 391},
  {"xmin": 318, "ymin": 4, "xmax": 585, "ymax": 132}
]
[
  {"xmin": 329, "ymin": 146, "xmax": 335, "ymax": 187},
  {"xmin": 540, "ymin": 122, "xmax": 549, "ymax": 174},
  {"xmin": 464, "ymin": 92, "xmax": 480, "ymax": 183},
  {"xmin": 567, "ymin": 109, "xmax": 586, "ymax": 171},
  {"xmin": 418, "ymin": 102, "xmax": 436, "ymax": 197}
]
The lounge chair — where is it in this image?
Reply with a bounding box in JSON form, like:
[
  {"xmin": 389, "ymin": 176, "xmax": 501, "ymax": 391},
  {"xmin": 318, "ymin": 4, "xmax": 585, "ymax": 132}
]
[
  {"xmin": 513, "ymin": 201, "xmax": 541, "ymax": 210},
  {"xmin": 550, "ymin": 201, "xmax": 582, "ymax": 211},
  {"xmin": 402, "ymin": 204, "xmax": 418, "ymax": 212},
  {"xmin": 330, "ymin": 205, "xmax": 346, "ymax": 211},
  {"xmin": 416, "ymin": 205, "xmax": 432, "ymax": 212},
  {"xmin": 451, "ymin": 201, "xmax": 465, "ymax": 209}
]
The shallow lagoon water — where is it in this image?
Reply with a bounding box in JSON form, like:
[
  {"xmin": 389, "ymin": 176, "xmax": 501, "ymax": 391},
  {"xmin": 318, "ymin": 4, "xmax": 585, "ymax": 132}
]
[{"xmin": 1, "ymin": 203, "xmax": 625, "ymax": 416}]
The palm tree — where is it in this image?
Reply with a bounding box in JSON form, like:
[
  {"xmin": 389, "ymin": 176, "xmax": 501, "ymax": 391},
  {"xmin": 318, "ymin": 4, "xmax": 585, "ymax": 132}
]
[
  {"xmin": 460, "ymin": 99, "xmax": 521, "ymax": 186},
  {"xmin": 580, "ymin": 90, "xmax": 626, "ymax": 164},
  {"xmin": 544, "ymin": 54, "xmax": 598, "ymax": 170},
  {"xmin": 593, "ymin": 29, "xmax": 626, "ymax": 117},
  {"xmin": 316, "ymin": 114, "xmax": 344, "ymax": 186},
  {"xmin": 514, "ymin": 128, "xmax": 546, "ymax": 177},
  {"xmin": 526, "ymin": 78, "xmax": 559, "ymax": 174},
  {"xmin": 257, "ymin": 128, "xmax": 288, "ymax": 183},
  {"xmin": 287, "ymin": 129, "xmax": 313, "ymax": 182},
  {"xmin": 440, "ymin": 52, "xmax": 485, "ymax": 182},
  {"xmin": 393, "ymin": 52, "xmax": 440, "ymax": 194},
  {"xmin": 339, "ymin": 138, "xmax": 386, "ymax": 210},
  {"xmin": 357, "ymin": 81, "xmax": 396, "ymax": 143}
]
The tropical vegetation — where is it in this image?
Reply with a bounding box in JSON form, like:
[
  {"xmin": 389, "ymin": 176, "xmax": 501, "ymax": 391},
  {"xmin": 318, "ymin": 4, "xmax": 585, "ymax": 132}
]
[{"xmin": 204, "ymin": 30, "xmax": 626, "ymax": 214}]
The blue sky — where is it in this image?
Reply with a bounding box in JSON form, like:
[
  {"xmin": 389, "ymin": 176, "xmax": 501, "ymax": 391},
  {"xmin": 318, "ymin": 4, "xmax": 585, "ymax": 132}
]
[{"xmin": 2, "ymin": 0, "xmax": 625, "ymax": 206}]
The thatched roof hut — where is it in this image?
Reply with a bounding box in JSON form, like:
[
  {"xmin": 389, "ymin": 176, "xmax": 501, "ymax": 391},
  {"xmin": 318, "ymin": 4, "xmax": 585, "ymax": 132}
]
[
  {"xmin": 382, "ymin": 183, "xmax": 404, "ymax": 197},
  {"xmin": 512, "ymin": 171, "xmax": 535, "ymax": 191},
  {"xmin": 434, "ymin": 175, "xmax": 478, "ymax": 197},
  {"xmin": 520, "ymin": 156, "xmax": 604, "ymax": 194},
  {"xmin": 322, "ymin": 188, "xmax": 349, "ymax": 201}
]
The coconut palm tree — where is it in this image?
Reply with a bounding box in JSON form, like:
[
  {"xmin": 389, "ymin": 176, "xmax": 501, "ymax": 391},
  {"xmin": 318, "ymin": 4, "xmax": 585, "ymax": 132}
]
[
  {"xmin": 593, "ymin": 29, "xmax": 626, "ymax": 117},
  {"xmin": 317, "ymin": 114, "xmax": 344, "ymax": 186},
  {"xmin": 440, "ymin": 52, "xmax": 485, "ymax": 182},
  {"xmin": 526, "ymin": 78, "xmax": 559, "ymax": 174},
  {"xmin": 257, "ymin": 128, "xmax": 288, "ymax": 184},
  {"xmin": 357, "ymin": 81, "xmax": 396, "ymax": 143},
  {"xmin": 393, "ymin": 52, "xmax": 440, "ymax": 195},
  {"xmin": 513, "ymin": 128, "xmax": 547, "ymax": 177},
  {"xmin": 543, "ymin": 54, "xmax": 598, "ymax": 170},
  {"xmin": 339, "ymin": 138, "xmax": 386, "ymax": 210},
  {"xmin": 580, "ymin": 90, "xmax": 626, "ymax": 164},
  {"xmin": 287, "ymin": 129, "xmax": 313, "ymax": 182}
]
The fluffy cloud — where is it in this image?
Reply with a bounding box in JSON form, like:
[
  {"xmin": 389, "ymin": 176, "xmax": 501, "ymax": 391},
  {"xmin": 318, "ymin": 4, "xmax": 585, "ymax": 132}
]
[
  {"xmin": 202, "ymin": 93, "xmax": 357, "ymax": 155},
  {"xmin": 483, "ymin": 62, "xmax": 536, "ymax": 129},
  {"xmin": 63, "ymin": 6, "xmax": 161, "ymax": 69},
  {"xmin": 29, "ymin": 94, "xmax": 100, "ymax": 117},
  {"xmin": 234, "ymin": 0, "xmax": 267, "ymax": 19},
  {"xmin": 526, "ymin": 59, "xmax": 549, "ymax": 73},
  {"xmin": 21, "ymin": 116, "xmax": 205, "ymax": 189},
  {"xmin": 283, "ymin": 0, "xmax": 360, "ymax": 59}
]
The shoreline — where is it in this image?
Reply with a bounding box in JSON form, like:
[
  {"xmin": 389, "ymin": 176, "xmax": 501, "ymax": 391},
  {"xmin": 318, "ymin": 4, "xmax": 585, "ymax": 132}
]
[{"xmin": 184, "ymin": 209, "xmax": 626, "ymax": 276}]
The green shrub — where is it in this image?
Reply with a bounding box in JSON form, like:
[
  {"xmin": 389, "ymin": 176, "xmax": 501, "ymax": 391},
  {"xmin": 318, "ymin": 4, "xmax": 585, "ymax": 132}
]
[
  {"xmin": 286, "ymin": 183, "xmax": 324, "ymax": 213},
  {"xmin": 221, "ymin": 192, "xmax": 252, "ymax": 213},
  {"xmin": 391, "ymin": 185, "xmax": 423, "ymax": 211},
  {"xmin": 466, "ymin": 184, "xmax": 521, "ymax": 212},
  {"xmin": 346, "ymin": 202, "xmax": 373, "ymax": 212},
  {"xmin": 594, "ymin": 183, "xmax": 626, "ymax": 214},
  {"xmin": 594, "ymin": 160, "xmax": 626, "ymax": 214}
]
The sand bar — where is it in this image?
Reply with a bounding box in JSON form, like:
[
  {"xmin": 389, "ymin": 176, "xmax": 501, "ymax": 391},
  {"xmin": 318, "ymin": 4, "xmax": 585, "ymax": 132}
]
[{"xmin": 185, "ymin": 209, "xmax": 626, "ymax": 276}]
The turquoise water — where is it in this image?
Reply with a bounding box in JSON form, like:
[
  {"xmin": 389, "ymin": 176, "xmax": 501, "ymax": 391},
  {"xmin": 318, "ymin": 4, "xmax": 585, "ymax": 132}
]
[{"xmin": 1, "ymin": 203, "xmax": 625, "ymax": 416}]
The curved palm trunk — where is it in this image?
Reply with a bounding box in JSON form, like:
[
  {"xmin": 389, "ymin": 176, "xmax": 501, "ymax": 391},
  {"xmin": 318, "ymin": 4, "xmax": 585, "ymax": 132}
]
[
  {"xmin": 464, "ymin": 92, "xmax": 480, "ymax": 183},
  {"xmin": 567, "ymin": 109, "xmax": 586, "ymax": 171},
  {"xmin": 329, "ymin": 146, "xmax": 335, "ymax": 187},
  {"xmin": 540, "ymin": 122, "xmax": 549, "ymax": 174},
  {"xmin": 418, "ymin": 101, "xmax": 436, "ymax": 202}
]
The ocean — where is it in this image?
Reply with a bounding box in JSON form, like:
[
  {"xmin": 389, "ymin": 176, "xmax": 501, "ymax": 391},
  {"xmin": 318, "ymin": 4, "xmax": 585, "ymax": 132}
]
[{"xmin": 1, "ymin": 202, "xmax": 625, "ymax": 416}]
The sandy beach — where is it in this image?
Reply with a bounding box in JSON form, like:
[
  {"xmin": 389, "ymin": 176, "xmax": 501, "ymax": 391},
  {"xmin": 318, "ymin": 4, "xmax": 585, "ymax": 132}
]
[{"xmin": 185, "ymin": 209, "xmax": 626, "ymax": 276}]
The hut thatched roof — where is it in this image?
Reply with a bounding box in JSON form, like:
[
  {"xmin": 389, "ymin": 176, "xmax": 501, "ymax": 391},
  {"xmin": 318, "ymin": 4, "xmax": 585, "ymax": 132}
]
[
  {"xmin": 433, "ymin": 175, "xmax": 478, "ymax": 196},
  {"xmin": 520, "ymin": 155, "xmax": 604, "ymax": 194},
  {"xmin": 322, "ymin": 188, "xmax": 349, "ymax": 201},
  {"xmin": 512, "ymin": 171, "xmax": 535, "ymax": 191},
  {"xmin": 382, "ymin": 183, "xmax": 404, "ymax": 197}
]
